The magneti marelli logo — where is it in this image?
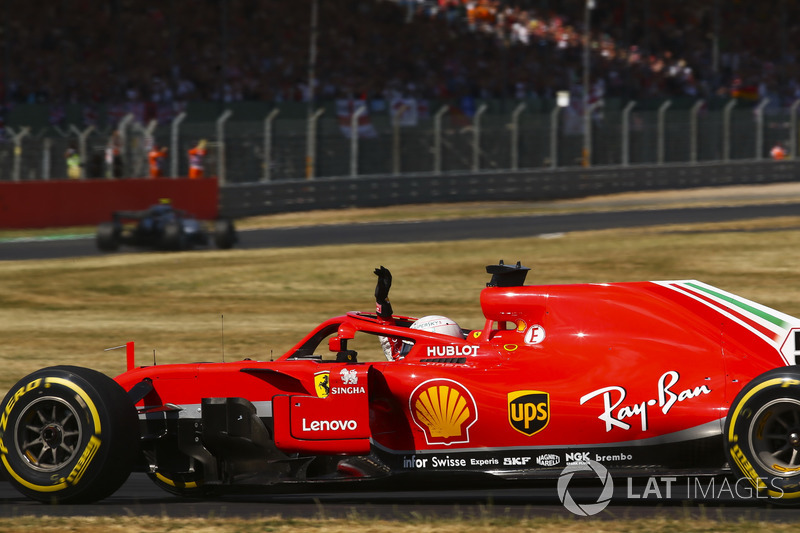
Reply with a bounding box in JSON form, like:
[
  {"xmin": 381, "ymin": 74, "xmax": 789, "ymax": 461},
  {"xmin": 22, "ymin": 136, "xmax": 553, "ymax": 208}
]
[{"xmin": 557, "ymin": 459, "xmax": 614, "ymax": 516}]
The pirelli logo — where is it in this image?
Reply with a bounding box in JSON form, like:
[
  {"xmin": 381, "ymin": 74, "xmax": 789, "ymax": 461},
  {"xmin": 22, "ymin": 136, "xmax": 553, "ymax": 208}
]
[{"xmin": 508, "ymin": 390, "xmax": 550, "ymax": 436}]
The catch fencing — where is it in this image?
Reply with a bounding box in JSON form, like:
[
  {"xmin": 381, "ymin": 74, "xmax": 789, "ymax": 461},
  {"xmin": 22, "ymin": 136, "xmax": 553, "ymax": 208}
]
[{"xmin": 1, "ymin": 99, "xmax": 799, "ymax": 216}]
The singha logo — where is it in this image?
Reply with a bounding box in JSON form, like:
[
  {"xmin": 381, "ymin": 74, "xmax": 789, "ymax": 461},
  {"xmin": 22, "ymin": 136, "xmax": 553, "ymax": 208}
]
[{"xmin": 340, "ymin": 368, "xmax": 358, "ymax": 385}]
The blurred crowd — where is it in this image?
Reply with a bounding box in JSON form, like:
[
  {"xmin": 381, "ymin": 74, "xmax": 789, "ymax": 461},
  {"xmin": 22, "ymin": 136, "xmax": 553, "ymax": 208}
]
[{"xmin": 1, "ymin": 0, "xmax": 799, "ymax": 121}]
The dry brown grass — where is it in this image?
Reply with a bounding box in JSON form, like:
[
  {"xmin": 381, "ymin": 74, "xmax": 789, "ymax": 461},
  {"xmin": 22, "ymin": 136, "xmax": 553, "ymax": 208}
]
[
  {"xmin": 3, "ymin": 208, "xmax": 800, "ymax": 530},
  {"xmin": 3, "ymin": 215, "xmax": 800, "ymax": 393},
  {"xmin": 0, "ymin": 515, "xmax": 798, "ymax": 533}
]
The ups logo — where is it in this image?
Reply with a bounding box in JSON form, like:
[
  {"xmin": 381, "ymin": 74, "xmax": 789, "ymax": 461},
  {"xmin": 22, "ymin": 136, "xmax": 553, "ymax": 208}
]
[{"xmin": 508, "ymin": 390, "xmax": 549, "ymax": 436}]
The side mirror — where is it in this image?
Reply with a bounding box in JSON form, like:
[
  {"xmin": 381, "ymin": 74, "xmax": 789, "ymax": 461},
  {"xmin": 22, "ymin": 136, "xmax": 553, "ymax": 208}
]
[{"xmin": 328, "ymin": 336, "xmax": 344, "ymax": 352}]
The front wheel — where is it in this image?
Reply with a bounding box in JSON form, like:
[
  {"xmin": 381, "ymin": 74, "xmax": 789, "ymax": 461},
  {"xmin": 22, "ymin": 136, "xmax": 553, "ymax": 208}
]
[
  {"xmin": 725, "ymin": 367, "xmax": 800, "ymax": 503},
  {"xmin": 0, "ymin": 366, "xmax": 139, "ymax": 504}
]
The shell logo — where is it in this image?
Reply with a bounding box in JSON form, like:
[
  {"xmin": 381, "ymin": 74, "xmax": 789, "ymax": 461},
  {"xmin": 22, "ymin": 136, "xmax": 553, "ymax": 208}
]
[{"xmin": 409, "ymin": 379, "xmax": 478, "ymax": 445}]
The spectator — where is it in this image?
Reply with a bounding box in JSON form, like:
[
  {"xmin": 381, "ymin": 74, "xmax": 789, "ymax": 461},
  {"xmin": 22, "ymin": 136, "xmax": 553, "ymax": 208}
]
[
  {"xmin": 187, "ymin": 139, "xmax": 207, "ymax": 179},
  {"xmin": 65, "ymin": 145, "xmax": 81, "ymax": 180},
  {"xmin": 148, "ymin": 144, "xmax": 168, "ymax": 178},
  {"xmin": 1, "ymin": 1, "xmax": 799, "ymax": 112}
]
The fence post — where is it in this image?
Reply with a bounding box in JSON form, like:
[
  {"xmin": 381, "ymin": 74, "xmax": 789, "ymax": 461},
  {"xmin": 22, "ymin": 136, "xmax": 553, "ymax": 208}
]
[
  {"xmin": 583, "ymin": 101, "xmax": 602, "ymax": 167},
  {"xmin": 118, "ymin": 113, "xmax": 134, "ymax": 177},
  {"xmin": 433, "ymin": 105, "xmax": 449, "ymax": 174},
  {"xmin": 69, "ymin": 125, "xmax": 94, "ymax": 179},
  {"xmin": 41, "ymin": 137, "xmax": 51, "ymax": 181},
  {"xmin": 130, "ymin": 119, "xmax": 158, "ymax": 177},
  {"xmin": 262, "ymin": 108, "xmax": 280, "ymax": 182},
  {"xmin": 754, "ymin": 98, "xmax": 770, "ymax": 160},
  {"xmin": 790, "ymin": 100, "xmax": 800, "ymax": 160},
  {"xmin": 510, "ymin": 103, "xmax": 526, "ymax": 170},
  {"xmin": 472, "ymin": 103, "xmax": 487, "ymax": 172},
  {"xmin": 350, "ymin": 104, "xmax": 366, "ymax": 177},
  {"xmin": 7, "ymin": 127, "xmax": 30, "ymax": 182},
  {"xmin": 305, "ymin": 107, "xmax": 325, "ymax": 179},
  {"xmin": 550, "ymin": 105, "xmax": 561, "ymax": 169},
  {"xmin": 723, "ymin": 99, "xmax": 736, "ymax": 162},
  {"xmin": 657, "ymin": 100, "xmax": 672, "ymax": 164},
  {"xmin": 621, "ymin": 101, "xmax": 636, "ymax": 166},
  {"xmin": 216, "ymin": 109, "xmax": 233, "ymax": 184},
  {"xmin": 392, "ymin": 104, "xmax": 407, "ymax": 175},
  {"xmin": 690, "ymin": 99, "xmax": 705, "ymax": 164},
  {"xmin": 170, "ymin": 112, "xmax": 187, "ymax": 178}
]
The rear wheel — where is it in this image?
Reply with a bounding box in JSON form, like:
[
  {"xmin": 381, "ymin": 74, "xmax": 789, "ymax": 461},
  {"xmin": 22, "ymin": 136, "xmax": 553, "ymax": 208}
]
[
  {"xmin": 96, "ymin": 222, "xmax": 121, "ymax": 252},
  {"xmin": 147, "ymin": 467, "xmax": 211, "ymax": 498},
  {"xmin": 725, "ymin": 368, "xmax": 800, "ymax": 503},
  {"xmin": 0, "ymin": 366, "xmax": 139, "ymax": 504},
  {"xmin": 161, "ymin": 220, "xmax": 187, "ymax": 250},
  {"xmin": 213, "ymin": 218, "xmax": 237, "ymax": 249}
]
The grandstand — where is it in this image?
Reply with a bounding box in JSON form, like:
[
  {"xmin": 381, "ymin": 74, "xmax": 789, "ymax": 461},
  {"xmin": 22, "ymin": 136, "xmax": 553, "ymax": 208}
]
[
  {"xmin": 0, "ymin": 1, "xmax": 798, "ymax": 183},
  {"xmin": 1, "ymin": 0, "xmax": 798, "ymax": 120}
]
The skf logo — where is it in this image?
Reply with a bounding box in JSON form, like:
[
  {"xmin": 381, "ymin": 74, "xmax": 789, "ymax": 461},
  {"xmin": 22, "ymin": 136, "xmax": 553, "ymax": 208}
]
[
  {"xmin": 410, "ymin": 379, "xmax": 478, "ymax": 446},
  {"xmin": 503, "ymin": 457, "xmax": 532, "ymax": 466},
  {"xmin": 314, "ymin": 371, "xmax": 330, "ymax": 398},
  {"xmin": 508, "ymin": 390, "xmax": 550, "ymax": 436}
]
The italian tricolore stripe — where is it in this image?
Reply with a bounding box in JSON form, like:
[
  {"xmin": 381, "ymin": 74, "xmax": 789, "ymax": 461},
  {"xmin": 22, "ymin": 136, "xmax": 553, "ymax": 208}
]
[{"xmin": 655, "ymin": 280, "xmax": 800, "ymax": 365}]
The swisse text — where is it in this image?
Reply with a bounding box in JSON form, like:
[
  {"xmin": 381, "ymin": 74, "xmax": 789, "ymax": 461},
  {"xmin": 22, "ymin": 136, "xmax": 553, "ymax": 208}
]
[
  {"xmin": 426, "ymin": 346, "xmax": 477, "ymax": 357},
  {"xmin": 301, "ymin": 418, "xmax": 358, "ymax": 432}
]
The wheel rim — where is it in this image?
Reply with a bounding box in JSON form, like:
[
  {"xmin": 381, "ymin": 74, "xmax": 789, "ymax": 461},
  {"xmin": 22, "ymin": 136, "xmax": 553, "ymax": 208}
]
[
  {"xmin": 750, "ymin": 398, "xmax": 800, "ymax": 476},
  {"xmin": 13, "ymin": 396, "xmax": 83, "ymax": 472}
]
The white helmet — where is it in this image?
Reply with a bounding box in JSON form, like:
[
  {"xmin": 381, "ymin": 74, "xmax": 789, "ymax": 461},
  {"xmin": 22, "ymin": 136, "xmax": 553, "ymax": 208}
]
[{"xmin": 410, "ymin": 315, "xmax": 464, "ymax": 339}]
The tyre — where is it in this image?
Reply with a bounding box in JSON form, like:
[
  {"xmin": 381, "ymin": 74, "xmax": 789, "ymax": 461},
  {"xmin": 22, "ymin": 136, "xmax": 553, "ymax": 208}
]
[
  {"xmin": 96, "ymin": 222, "xmax": 121, "ymax": 252},
  {"xmin": 161, "ymin": 220, "xmax": 187, "ymax": 250},
  {"xmin": 147, "ymin": 467, "xmax": 212, "ymax": 498},
  {"xmin": 0, "ymin": 366, "xmax": 139, "ymax": 504},
  {"xmin": 213, "ymin": 218, "xmax": 237, "ymax": 249},
  {"xmin": 725, "ymin": 367, "xmax": 800, "ymax": 502}
]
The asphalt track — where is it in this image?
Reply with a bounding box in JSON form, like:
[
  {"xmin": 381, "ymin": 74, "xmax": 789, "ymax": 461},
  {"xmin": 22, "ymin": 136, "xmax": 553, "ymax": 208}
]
[
  {"xmin": 2, "ymin": 200, "xmax": 800, "ymax": 520},
  {"xmin": 2, "ymin": 201, "xmax": 800, "ymax": 261}
]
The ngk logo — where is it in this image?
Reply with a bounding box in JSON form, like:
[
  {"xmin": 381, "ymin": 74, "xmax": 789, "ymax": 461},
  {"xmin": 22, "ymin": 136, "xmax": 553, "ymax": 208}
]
[{"xmin": 566, "ymin": 452, "xmax": 591, "ymax": 465}]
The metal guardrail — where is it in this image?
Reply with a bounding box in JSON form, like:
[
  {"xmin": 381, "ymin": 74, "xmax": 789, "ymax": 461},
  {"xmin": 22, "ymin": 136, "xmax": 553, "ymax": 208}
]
[{"xmin": 219, "ymin": 160, "xmax": 800, "ymax": 218}]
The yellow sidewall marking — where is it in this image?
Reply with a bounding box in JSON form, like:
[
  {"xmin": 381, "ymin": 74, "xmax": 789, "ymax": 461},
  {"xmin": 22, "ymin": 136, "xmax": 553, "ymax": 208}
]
[
  {"xmin": 727, "ymin": 376, "xmax": 800, "ymax": 498},
  {"xmin": 727, "ymin": 378, "xmax": 787, "ymax": 441},
  {"xmin": 2, "ymin": 455, "xmax": 67, "ymax": 492},
  {"xmin": 2, "ymin": 376, "xmax": 103, "ymax": 493},
  {"xmin": 45, "ymin": 377, "xmax": 102, "ymax": 433},
  {"xmin": 155, "ymin": 472, "xmax": 199, "ymax": 489}
]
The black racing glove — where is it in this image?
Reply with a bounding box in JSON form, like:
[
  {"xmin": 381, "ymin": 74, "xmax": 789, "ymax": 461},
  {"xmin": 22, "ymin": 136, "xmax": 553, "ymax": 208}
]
[{"xmin": 374, "ymin": 266, "xmax": 393, "ymax": 318}]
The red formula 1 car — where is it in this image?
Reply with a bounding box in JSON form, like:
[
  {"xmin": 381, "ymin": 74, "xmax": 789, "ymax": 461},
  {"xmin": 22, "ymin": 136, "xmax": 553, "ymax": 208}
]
[{"xmin": 3, "ymin": 262, "xmax": 800, "ymax": 504}]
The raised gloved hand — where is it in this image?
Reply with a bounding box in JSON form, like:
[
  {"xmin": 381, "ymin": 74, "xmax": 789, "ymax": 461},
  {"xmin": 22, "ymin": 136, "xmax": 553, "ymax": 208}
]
[{"xmin": 374, "ymin": 266, "xmax": 393, "ymax": 318}]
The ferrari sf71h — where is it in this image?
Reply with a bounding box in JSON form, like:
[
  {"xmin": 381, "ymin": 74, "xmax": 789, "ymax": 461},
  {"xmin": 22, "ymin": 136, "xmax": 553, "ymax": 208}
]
[{"xmin": 2, "ymin": 261, "xmax": 800, "ymax": 504}]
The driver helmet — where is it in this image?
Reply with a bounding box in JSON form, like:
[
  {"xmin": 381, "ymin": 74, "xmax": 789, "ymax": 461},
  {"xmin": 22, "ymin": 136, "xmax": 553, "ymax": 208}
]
[
  {"xmin": 382, "ymin": 315, "xmax": 464, "ymax": 361},
  {"xmin": 410, "ymin": 315, "xmax": 464, "ymax": 338},
  {"xmin": 399, "ymin": 315, "xmax": 464, "ymax": 357}
]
